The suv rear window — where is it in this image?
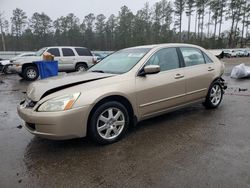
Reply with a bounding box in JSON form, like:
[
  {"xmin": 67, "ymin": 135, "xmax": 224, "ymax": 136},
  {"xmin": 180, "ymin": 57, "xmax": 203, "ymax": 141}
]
[
  {"xmin": 62, "ymin": 48, "xmax": 75, "ymax": 56},
  {"xmin": 75, "ymin": 48, "xmax": 92, "ymax": 56},
  {"xmin": 47, "ymin": 48, "xmax": 60, "ymax": 57}
]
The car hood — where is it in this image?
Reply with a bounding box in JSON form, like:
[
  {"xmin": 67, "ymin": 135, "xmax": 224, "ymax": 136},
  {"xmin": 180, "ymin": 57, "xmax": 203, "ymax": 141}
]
[
  {"xmin": 27, "ymin": 72, "xmax": 115, "ymax": 101},
  {"xmin": 0, "ymin": 60, "xmax": 11, "ymax": 65},
  {"xmin": 13, "ymin": 56, "xmax": 41, "ymax": 64}
]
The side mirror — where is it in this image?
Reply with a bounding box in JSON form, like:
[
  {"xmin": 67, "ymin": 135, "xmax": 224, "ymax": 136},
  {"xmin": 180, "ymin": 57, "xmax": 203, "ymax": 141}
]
[{"xmin": 138, "ymin": 65, "xmax": 160, "ymax": 76}]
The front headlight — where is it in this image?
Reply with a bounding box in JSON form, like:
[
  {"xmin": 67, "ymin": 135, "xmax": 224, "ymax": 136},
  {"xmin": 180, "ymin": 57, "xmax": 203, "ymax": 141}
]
[{"xmin": 37, "ymin": 93, "xmax": 81, "ymax": 112}]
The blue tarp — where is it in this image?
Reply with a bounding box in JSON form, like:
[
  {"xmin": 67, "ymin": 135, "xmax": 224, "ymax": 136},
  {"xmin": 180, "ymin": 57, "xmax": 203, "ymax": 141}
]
[{"xmin": 34, "ymin": 61, "xmax": 58, "ymax": 79}]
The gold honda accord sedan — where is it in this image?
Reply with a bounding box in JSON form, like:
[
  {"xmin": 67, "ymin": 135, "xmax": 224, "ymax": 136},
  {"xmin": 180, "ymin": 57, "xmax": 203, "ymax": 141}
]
[{"xmin": 18, "ymin": 43, "xmax": 227, "ymax": 144}]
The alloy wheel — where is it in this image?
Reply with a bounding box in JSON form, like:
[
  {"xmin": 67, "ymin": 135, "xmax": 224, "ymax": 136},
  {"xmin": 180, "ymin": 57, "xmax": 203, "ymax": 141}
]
[
  {"xmin": 27, "ymin": 69, "xmax": 37, "ymax": 79},
  {"xmin": 210, "ymin": 84, "xmax": 222, "ymax": 106},
  {"xmin": 97, "ymin": 107, "xmax": 125, "ymax": 140}
]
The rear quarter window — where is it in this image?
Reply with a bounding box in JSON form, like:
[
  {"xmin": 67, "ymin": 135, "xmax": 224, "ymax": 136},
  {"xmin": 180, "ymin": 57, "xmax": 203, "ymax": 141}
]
[
  {"xmin": 75, "ymin": 48, "xmax": 92, "ymax": 56},
  {"xmin": 203, "ymin": 52, "xmax": 214, "ymax": 63}
]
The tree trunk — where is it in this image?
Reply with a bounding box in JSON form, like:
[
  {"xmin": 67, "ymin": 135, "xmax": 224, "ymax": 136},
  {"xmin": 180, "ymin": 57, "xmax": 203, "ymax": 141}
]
[
  {"xmin": 0, "ymin": 23, "xmax": 6, "ymax": 51},
  {"xmin": 213, "ymin": 18, "xmax": 217, "ymax": 38},
  {"xmin": 233, "ymin": 6, "xmax": 242, "ymax": 47},
  {"xmin": 198, "ymin": 14, "xmax": 201, "ymax": 38},
  {"xmin": 207, "ymin": 10, "xmax": 211, "ymax": 37},
  {"xmin": 218, "ymin": 0, "xmax": 223, "ymax": 38},
  {"xmin": 195, "ymin": 12, "xmax": 197, "ymax": 38},
  {"xmin": 179, "ymin": 13, "xmax": 182, "ymax": 42},
  {"xmin": 200, "ymin": 4, "xmax": 205, "ymax": 40},
  {"xmin": 188, "ymin": 14, "xmax": 191, "ymax": 40},
  {"xmin": 240, "ymin": 7, "xmax": 246, "ymax": 48},
  {"xmin": 245, "ymin": 16, "xmax": 249, "ymax": 46},
  {"xmin": 229, "ymin": 15, "xmax": 235, "ymax": 48}
]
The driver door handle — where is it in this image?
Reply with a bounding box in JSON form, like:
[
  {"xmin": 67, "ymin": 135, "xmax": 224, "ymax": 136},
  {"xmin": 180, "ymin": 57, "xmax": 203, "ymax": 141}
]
[
  {"xmin": 175, "ymin": 73, "xmax": 184, "ymax": 79},
  {"xmin": 208, "ymin": 67, "xmax": 214, "ymax": 71}
]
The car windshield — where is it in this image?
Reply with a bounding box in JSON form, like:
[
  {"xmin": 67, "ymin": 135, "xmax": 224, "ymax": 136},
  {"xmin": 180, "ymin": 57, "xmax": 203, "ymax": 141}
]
[
  {"xmin": 35, "ymin": 48, "xmax": 47, "ymax": 56},
  {"xmin": 89, "ymin": 48, "xmax": 150, "ymax": 74}
]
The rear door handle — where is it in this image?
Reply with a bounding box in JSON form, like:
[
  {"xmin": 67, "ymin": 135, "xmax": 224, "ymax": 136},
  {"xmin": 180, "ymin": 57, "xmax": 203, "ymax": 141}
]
[
  {"xmin": 208, "ymin": 67, "xmax": 214, "ymax": 71},
  {"xmin": 175, "ymin": 74, "xmax": 184, "ymax": 79}
]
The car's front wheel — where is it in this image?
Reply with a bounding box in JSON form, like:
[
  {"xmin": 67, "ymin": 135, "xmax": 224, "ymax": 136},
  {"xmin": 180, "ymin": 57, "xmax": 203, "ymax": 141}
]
[
  {"xmin": 23, "ymin": 66, "xmax": 39, "ymax": 81},
  {"xmin": 89, "ymin": 101, "xmax": 129, "ymax": 144},
  {"xmin": 203, "ymin": 82, "xmax": 223, "ymax": 109}
]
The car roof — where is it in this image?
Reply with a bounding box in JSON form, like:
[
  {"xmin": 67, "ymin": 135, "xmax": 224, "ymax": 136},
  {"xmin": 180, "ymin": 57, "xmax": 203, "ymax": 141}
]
[
  {"xmin": 125, "ymin": 43, "xmax": 205, "ymax": 50},
  {"xmin": 45, "ymin": 46, "xmax": 89, "ymax": 49}
]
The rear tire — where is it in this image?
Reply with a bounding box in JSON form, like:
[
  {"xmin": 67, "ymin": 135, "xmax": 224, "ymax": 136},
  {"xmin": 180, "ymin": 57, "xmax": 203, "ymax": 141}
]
[
  {"xmin": 23, "ymin": 66, "xmax": 39, "ymax": 81},
  {"xmin": 203, "ymin": 81, "xmax": 223, "ymax": 109},
  {"xmin": 88, "ymin": 101, "xmax": 130, "ymax": 144},
  {"xmin": 75, "ymin": 63, "xmax": 88, "ymax": 72}
]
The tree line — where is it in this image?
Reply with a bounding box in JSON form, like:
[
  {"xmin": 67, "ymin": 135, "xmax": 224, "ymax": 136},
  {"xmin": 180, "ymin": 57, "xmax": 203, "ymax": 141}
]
[{"xmin": 0, "ymin": 0, "xmax": 250, "ymax": 51}]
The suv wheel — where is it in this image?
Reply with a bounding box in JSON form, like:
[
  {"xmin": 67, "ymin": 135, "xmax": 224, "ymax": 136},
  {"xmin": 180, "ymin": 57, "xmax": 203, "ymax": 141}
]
[
  {"xmin": 23, "ymin": 66, "xmax": 39, "ymax": 81},
  {"xmin": 89, "ymin": 101, "xmax": 130, "ymax": 144},
  {"xmin": 203, "ymin": 82, "xmax": 223, "ymax": 109},
  {"xmin": 75, "ymin": 63, "xmax": 88, "ymax": 72}
]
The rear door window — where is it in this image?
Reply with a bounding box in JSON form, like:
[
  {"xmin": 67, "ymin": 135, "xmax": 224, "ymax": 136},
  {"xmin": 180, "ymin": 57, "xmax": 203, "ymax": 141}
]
[
  {"xmin": 47, "ymin": 48, "xmax": 60, "ymax": 57},
  {"xmin": 75, "ymin": 48, "xmax": 92, "ymax": 56},
  {"xmin": 62, "ymin": 48, "xmax": 75, "ymax": 57},
  {"xmin": 180, "ymin": 47, "xmax": 205, "ymax": 67}
]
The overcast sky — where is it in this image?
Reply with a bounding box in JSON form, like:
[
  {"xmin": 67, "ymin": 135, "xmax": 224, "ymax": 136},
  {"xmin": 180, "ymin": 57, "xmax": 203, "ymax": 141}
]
[
  {"xmin": 0, "ymin": 0, "xmax": 160, "ymax": 20},
  {"xmin": 0, "ymin": 0, "xmax": 231, "ymax": 33}
]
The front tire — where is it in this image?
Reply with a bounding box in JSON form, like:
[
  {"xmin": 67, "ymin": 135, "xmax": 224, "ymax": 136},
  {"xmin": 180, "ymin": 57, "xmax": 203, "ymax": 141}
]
[
  {"xmin": 203, "ymin": 82, "xmax": 223, "ymax": 109},
  {"xmin": 89, "ymin": 101, "xmax": 130, "ymax": 144},
  {"xmin": 23, "ymin": 66, "xmax": 39, "ymax": 81}
]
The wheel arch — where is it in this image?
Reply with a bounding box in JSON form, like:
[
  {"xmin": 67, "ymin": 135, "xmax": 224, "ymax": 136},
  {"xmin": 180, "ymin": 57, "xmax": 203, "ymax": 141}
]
[
  {"xmin": 211, "ymin": 77, "xmax": 221, "ymax": 84},
  {"xmin": 87, "ymin": 95, "xmax": 136, "ymax": 134},
  {"xmin": 75, "ymin": 62, "xmax": 88, "ymax": 68},
  {"xmin": 22, "ymin": 63, "xmax": 38, "ymax": 72}
]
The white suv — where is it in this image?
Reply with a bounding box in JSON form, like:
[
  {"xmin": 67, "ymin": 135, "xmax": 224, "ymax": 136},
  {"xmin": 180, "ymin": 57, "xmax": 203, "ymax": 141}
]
[{"xmin": 10, "ymin": 46, "xmax": 95, "ymax": 81}]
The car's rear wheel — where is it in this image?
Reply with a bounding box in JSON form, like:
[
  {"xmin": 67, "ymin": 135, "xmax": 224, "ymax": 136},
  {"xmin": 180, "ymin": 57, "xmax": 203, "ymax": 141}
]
[
  {"xmin": 89, "ymin": 101, "xmax": 129, "ymax": 144},
  {"xmin": 75, "ymin": 63, "xmax": 88, "ymax": 72},
  {"xmin": 203, "ymin": 82, "xmax": 223, "ymax": 109},
  {"xmin": 23, "ymin": 66, "xmax": 39, "ymax": 81}
]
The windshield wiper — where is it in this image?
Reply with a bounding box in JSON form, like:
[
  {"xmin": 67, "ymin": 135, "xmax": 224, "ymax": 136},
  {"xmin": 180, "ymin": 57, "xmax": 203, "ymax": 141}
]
[{"xmin": 90, "ymin": 70, "xmax": 105, "ymax": 73}]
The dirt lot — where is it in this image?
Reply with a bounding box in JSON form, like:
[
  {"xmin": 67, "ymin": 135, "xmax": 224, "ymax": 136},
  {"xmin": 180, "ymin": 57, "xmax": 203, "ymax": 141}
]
[{"xmin": 0, "ymin": 58, "xmax": 250, "ymax": 188}]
